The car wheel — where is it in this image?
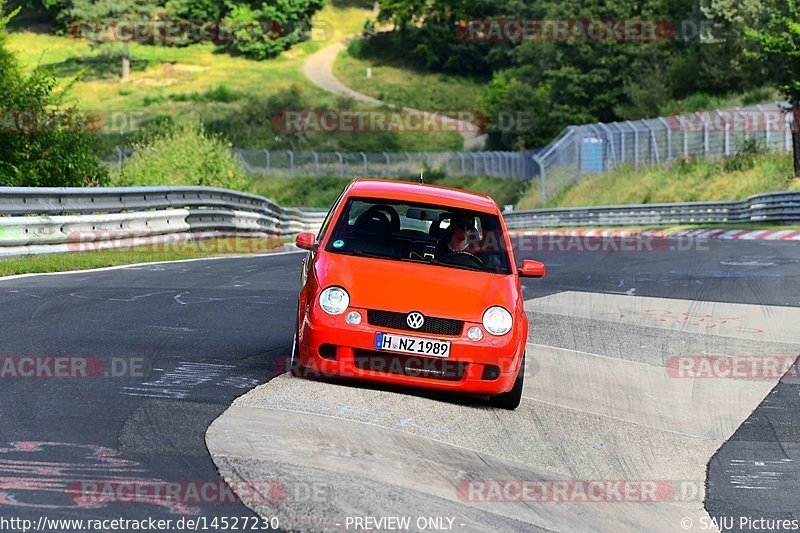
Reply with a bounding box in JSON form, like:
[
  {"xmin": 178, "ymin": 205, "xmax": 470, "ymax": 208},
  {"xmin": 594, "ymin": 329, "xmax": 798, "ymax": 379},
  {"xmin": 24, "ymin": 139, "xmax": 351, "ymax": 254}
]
[
  {"xmin": 289, "ymin": 303, "xmax": 305, "ymax": 377},
  {"xmin": 488, "ymin": 353, "xmax": 525, "ymax": 410},
  {"xmin": 289, "ymin": 325, "xmax": 304, "ymax": 377},
  {"xmin": 289, "ymin": 309, "xmax": 319, "ymax": 379}
]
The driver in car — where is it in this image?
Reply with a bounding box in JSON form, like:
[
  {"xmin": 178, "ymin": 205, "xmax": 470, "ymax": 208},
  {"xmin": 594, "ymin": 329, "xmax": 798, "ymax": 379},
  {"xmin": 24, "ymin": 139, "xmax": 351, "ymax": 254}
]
[{"xmin": 437, "ymin": 216, "xmax": 480, "ymax": 258}]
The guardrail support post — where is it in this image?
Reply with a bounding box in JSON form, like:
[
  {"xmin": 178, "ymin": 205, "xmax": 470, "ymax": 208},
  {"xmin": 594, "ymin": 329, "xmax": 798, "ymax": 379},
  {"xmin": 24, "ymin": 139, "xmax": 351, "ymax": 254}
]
[
  {"xmin": 287, "ymin": 150, "xmax": 295, "ymax": 174},
  {"xmin": 458, "ymin": 152, "xmax": 466, "ymax": 175},
  {"xmin": 264, "ymin": 150, "xmax": 271, "ymax": 176},
  {"xmin": 313, "ymin": 151, "xmax": 320, "ymax": 176},
  {"xmin": 336, "ymin": 152, "xmax": 344, "ymax": 178},
  {"xmin": 787, "ymin": 115, "xmax": 793, "ymax": 153},
  {"xmin": 383, "ymin": 152, "xmax": 391, "ymax": 177},
  {"xmin": 360, "ymin": 152, "xmax": 368, "ymax": 175}
]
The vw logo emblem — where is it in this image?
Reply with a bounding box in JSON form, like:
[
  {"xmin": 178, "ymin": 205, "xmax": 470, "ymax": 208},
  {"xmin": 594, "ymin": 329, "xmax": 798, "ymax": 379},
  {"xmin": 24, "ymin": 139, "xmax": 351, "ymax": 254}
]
[{"xmin": 406, "ymin": 312, "xmax": 425, "ymax": 329}]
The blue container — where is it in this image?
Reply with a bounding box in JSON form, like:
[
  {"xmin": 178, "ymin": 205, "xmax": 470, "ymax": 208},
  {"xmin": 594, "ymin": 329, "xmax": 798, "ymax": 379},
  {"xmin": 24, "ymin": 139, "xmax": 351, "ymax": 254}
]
[{"xmin": 580, "ymin": 137, "xmax": 604, "ymax": 173}]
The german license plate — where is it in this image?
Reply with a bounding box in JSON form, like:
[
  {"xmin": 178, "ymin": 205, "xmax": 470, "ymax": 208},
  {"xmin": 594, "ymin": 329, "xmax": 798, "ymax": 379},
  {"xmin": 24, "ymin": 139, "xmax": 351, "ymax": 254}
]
[{"xmin": 374, "ymin": 332, "xmax": 451, "ymax": 358}]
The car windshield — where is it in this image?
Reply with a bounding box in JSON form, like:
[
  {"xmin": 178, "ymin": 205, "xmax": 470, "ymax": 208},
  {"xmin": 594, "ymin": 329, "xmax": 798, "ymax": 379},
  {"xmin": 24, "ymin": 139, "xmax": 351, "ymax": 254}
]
[{"xmin": 325, "ymin": 197, "xmax": 512, "ymax": 274}]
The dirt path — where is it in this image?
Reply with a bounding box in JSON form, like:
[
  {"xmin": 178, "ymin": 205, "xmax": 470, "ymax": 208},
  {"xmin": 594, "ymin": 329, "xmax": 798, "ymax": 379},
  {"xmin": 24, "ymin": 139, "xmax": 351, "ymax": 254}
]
[{"xmin": 303, "ymin": 42, "xmax": 487, "ymax": 151}]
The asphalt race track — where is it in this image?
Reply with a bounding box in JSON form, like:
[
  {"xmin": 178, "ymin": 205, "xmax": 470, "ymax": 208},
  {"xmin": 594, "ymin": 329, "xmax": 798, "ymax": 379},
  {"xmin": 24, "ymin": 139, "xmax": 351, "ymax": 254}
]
[{"xmin": 1, "ymin": 237, "xmax": 799, "ymax": 532}]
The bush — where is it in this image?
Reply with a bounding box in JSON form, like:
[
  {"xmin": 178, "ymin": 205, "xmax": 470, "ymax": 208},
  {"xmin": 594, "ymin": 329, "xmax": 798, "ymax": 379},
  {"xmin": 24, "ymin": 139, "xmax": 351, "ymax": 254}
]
[
  {"xmin": 219, "ymin": 0, "xmax": 325, "ymax": 59},
  {"xmin": 204, "ymin": 87, "xmax": 407, "ymax": 151},
  {"xmin": 251, "ymin": 172, "xmax": 530, "ymax": 209},
  {"xmin": 0, "ymin": 6, "xmax": 106, "ymax": 187},
  {"xmin": 112, "ymin": 121, "xmax": 249, "ymax": 190}
]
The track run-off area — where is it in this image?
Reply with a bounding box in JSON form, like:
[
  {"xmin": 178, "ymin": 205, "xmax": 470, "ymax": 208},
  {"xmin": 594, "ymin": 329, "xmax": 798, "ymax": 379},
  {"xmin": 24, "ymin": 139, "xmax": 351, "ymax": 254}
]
[{"xmin": 0, "ymin": 236, "xmax": 798, "ymax": 532}]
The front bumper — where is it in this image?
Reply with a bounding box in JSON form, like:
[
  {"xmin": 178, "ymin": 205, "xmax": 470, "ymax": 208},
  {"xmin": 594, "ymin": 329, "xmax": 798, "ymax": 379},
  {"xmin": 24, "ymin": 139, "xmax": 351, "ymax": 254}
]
[{"xmin": 297, "ymin": 304, "xmax": 525, "ymax": 395}]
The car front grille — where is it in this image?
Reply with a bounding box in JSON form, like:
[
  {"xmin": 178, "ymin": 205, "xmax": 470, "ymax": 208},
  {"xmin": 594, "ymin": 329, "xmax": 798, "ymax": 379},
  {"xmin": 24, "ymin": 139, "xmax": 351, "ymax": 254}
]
[
  {"xmin": 353, "ymin": 350, "xmax": 466, "ymax": 381},
  {"xmin": 367, "ymin": 309, "xmax": 464, "ymax": 336}
]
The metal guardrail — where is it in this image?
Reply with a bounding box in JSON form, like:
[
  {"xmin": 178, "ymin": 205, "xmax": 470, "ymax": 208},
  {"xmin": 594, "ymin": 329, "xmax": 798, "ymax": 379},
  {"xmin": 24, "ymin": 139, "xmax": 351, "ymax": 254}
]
[
  {"xmin": 0, "ymin": 186, "xmax": 326, "ymax": 257},
  {"xmin": 504, "ymin": 190, "xmax": 800, "ymax": 228},
  {"xmin": 3, "ymin": 186, "xmax": 797, "ymax": 258}
]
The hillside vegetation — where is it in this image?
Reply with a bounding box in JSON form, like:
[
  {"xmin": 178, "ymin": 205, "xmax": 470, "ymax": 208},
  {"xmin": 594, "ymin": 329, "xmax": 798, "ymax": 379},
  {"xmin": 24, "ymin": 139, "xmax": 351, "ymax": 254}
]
[{"xmin": 516, "ymin": 151, "xmax": 797, "ymax": 210}]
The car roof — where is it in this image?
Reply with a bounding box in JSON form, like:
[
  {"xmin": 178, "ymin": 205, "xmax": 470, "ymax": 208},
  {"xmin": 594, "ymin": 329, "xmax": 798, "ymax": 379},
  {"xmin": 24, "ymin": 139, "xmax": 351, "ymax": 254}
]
[{"xmin": 343, "ymin": 179, "xmax": 499, "ymax": 213}]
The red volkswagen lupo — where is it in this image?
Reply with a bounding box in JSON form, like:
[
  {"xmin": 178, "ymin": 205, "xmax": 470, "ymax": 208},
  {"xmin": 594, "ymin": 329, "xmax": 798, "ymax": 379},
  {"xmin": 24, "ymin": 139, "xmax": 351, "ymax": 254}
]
[{"xmin": 291, "ymin": 179, "xmax": 544, "ymax": 409}]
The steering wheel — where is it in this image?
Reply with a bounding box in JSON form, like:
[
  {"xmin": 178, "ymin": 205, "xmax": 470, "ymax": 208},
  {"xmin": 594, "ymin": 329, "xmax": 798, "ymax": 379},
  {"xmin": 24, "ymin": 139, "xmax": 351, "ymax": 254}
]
[{"xmin": 439, "ymin": 251, "xmax": 484, "ymax": 268}]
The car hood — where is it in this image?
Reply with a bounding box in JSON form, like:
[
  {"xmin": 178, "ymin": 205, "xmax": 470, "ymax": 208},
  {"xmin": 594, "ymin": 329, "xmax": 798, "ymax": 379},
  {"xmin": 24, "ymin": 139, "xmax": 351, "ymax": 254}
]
[{"xmin": 315, "ymin": 252, "xmax": 519, "ymax": 321}]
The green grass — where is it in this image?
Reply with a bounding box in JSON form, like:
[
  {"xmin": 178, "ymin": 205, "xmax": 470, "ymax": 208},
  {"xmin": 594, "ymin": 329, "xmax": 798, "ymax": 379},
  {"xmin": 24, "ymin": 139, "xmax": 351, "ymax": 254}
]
[
  {"xmin": 9, "ymin": 6, "xmax": 471, "ymax": 150},
  {"xmin": 333, "ymin": 39, "xmax": 487, "ymax": 111},
  {"xmin": 658, "ymin": 87, "xmax": 781, "ymax": 116},
  {"xmin": 516, "ymin": 151, "xmax": 798, "ymax": 210},
  {"xmin": 0, "ymin": 236, "xmax": 283, "ymax": 276},
  {"xmin": 252, "ymin": 174, "xmax": 530, "ymax": 208},
  {"xmin": 7, "ymin": 5, "xmax": 462, "ymax": 151}
]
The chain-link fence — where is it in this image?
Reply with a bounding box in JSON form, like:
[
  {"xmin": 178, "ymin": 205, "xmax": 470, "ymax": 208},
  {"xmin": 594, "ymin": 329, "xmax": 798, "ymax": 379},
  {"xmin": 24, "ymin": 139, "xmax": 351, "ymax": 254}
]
[
  {"xmin": 102, "ymin": 147, "xmax": 534, "ymax": 179},
  {"xmin": 101, "ymin": 102, "xmax": 794, "ymax": 204},
  {"xmin": 533, "ymin": 101, "xmax": 795, "ymax": 206},
  {"xmin": 235, "ymin": 150, "xmax": 535, "ymax": 178}
]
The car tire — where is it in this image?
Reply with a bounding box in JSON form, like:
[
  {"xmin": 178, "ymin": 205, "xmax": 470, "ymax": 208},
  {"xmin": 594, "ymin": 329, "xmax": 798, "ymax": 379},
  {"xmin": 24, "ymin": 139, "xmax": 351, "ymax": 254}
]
[
  {"xmin": 289, "ymin": 310, "xmax": 320, "ymax": 379},
  {"xmin": 289, "ymin": 326, "xmax": 304, "ymax": 377},
  {"xmin": 289, "ymin": 304, "xmax": 305, "ymax": 377},
  {"xmin": 488, "ymin": 353, "xmax": 525, "ymax": 410}
]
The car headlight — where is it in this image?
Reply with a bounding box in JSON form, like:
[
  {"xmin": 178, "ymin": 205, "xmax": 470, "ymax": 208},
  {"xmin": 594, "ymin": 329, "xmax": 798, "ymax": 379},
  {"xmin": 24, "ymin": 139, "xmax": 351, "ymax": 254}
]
[
  {"xmin": 319, "ymin": 286, "xmax": 350, "ymax": 315},
  {"xmin": 482, "ymin": 306, "xmax": 513, "ymax": 336}
]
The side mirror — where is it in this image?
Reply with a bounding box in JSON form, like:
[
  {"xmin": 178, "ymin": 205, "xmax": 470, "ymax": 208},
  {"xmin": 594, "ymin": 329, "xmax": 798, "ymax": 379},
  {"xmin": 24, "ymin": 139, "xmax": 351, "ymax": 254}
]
[
  {"xmin": 519, "ymin": 259, "xmax": 545, "ymax": 278},
  {"xmin": 295, "ymin": 232, "xmax": 317, "ymax": 251}
]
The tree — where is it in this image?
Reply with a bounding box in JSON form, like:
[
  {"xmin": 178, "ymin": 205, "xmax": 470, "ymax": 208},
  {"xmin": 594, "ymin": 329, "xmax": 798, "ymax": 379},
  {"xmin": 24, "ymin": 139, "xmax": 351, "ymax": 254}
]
[
  {"xmin": 221, "ymin": 0, "xmax": 325, "ymax": 59},
  {"xmin": 747, "ymin": 0, "xmax": 800, "ymax": 176},
  {"xmin": 46, "ymin": 0, "xmax": 161, "ymax": 79},
  {"xmin": 0, "ymin": 4, "xmax": 106, "ymax": 186}
]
